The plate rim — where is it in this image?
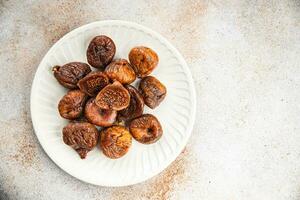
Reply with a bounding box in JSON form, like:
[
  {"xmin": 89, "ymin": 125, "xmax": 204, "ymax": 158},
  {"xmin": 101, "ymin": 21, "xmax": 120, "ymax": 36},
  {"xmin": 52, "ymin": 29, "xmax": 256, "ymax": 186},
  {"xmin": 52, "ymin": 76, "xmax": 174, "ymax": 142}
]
[{"xmin": 30, "ymin": 20, "xmax": 196, "ymax": 186}]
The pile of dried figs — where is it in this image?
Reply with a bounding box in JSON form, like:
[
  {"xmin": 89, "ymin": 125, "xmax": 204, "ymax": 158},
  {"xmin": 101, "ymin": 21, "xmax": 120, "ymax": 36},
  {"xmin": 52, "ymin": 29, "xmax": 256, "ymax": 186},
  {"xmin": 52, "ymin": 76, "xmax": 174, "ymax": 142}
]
[{"xmin": 53, "ymin": 35, "xmax": 166, "ymax": 159}]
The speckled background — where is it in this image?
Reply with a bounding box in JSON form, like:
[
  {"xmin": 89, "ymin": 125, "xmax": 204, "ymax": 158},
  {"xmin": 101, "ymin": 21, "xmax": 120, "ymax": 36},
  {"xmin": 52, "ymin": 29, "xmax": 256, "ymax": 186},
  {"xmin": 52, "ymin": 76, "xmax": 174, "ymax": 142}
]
[{"xmin": 0, "ymin": 0, "xmax": 300, "ymax": 199}]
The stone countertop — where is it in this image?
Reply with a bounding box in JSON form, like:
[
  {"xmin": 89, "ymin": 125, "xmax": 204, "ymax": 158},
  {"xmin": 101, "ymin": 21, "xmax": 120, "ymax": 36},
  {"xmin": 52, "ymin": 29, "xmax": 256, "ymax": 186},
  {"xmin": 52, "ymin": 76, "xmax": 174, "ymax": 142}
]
[{"xmin": 0, "ymin": 0, "xmax": 299, "ymax": 199}]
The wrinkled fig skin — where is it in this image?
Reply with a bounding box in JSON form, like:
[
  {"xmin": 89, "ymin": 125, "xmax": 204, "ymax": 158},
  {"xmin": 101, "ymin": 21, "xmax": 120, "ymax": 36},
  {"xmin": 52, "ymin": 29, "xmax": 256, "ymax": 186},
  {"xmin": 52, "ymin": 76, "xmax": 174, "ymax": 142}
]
[
  {"xmin": 77, "ymin": 71, "xmax": 109, "ymax": 96},
  {"xmin": 58, "ymin": 90, "xmax": 88, "ymax": 120},
  {"xmin": 129, "ymin": 114, "xmax": 163, "ymax": 144},
  {"xmin": 129, "ymin": 46, "xmax": 159, "ymax": 78},
  {"xmin": 63, "ymin": 122, "xmax": 99, "ymax": 159},
  {"xmin": 86, "ymin": 35, "xmax": 116, "ymax": 69},
  {"xmin": 85, "ymin": 98, "xmax": 117, "ymax": 127},
  {"xmin": 118, "ymin": 85, "xmax": 144, "ymax": 121},
  {"xmin": 100, "ymin": 125, "xmax": 132, "ymax": 159},
  {"xmin": 139, "ymin": 76, "xmax": 167, "ymax": 109},
  {"xmin": 105, "ymin": 59, "xmax": 136, "ymax": 84},
  {"xmin": 52, "ymin": 62, "xmax": 91, "ymax": 89},
  {"xmin": 95, "ymin": 81, "xmax": 130, "ymax": 111}
]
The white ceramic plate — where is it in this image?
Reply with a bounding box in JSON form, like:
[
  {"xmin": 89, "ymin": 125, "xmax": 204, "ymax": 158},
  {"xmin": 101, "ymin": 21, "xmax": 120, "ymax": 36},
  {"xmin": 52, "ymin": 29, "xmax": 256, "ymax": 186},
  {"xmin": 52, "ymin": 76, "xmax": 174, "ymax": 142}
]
[{"xmin": 30, "ymin": 20, "xmax": 196, "ymax": 186}]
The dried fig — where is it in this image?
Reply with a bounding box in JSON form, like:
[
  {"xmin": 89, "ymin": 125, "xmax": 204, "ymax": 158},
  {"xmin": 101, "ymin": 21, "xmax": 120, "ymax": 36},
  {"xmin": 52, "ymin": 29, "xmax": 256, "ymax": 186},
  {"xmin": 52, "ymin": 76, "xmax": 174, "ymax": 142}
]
[
  {"xmin": 129, "ymin": 114, "xmax": 163, "ymax": 144},
  {"xmin": 58, "ymin": 90, "xmax": 87, "ymax": 120},
  {"xmin": 77, "ymin": 71, "xmax": 109, "ymax": 96},
  {"xmin": 100, "ymin": 125, "xmax": 132, "ymax": 159},
  {"xmin": 105, "ymin": 59, "xmax": 136, "ymax": 84},
  {"xmin": 128, "ymin": 46, "xmax": 159, "ymax": 78},
  {"xmin": 62, "ymin": 122, "xmax": 99, "ymax": 159},
  {"xmin": 84, "ymin": 98, "xmax": 117, "ymax": 127},
  {"xmin": 139, "ymin": 76, "xmax": 167, "ymax": 109},
  {"xmin": 118, "ymin": 85, "xmax": 144, "ymax": 121},
  {"xmin": 86, "ymin": 35, "xmax": 116, "ymax": 69},
  {"xmin": 95, "ymin": 81, "xmax": 130, "ymax": 111},
  {"xmin": 52, "ymin": 62, "xmax": 91, "ymax": 89}
]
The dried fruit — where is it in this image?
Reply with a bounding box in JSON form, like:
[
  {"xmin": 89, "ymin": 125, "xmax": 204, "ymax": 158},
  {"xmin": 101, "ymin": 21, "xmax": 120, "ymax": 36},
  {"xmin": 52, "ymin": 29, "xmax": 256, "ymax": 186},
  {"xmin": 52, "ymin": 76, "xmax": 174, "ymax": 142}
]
[
  {"xmin": 100, "ymin": 125, "xmax": 132, "ymax": 159},
  {"xmin": 84, "ymin": 98, "xmax": 117, "ymax": 127},
  {"xmin": 105, "ymin": 59, "xmax": 136, "ymax": 84},
  {"xmin": 118, "ymin": 85, "xmax": 144, "ymax": 121},
  {"xmin": 129, "ymin": 114, "xmax": 163, "ymax": 144},
  {"xmin": 139, "ymin": 76, "xmax": 166, "ymax": 109},
  {"xmin": 77, "ymin": 71, "xmax": 109, "ymax": 96},
  {"xmin": 62, "ymin": 122, "xmax": 99, "ymax": 159},
  {"xmin": 86, "ymin": 35, "xmax": 116, "ymax": 69},
  {"xmin": 58, "ymin": 90, "xmax": 87, "ymax": 120},
  {"xmin": 95, "ymin": 81, "xmax": 130, "ymax": 111},
  {"xmin": 52, "ymin": 62, "xmax": 91, "ymax": 89},
  {"xmin": 128, "ymin": 46, "xmax": 159, "ymax": 78}
]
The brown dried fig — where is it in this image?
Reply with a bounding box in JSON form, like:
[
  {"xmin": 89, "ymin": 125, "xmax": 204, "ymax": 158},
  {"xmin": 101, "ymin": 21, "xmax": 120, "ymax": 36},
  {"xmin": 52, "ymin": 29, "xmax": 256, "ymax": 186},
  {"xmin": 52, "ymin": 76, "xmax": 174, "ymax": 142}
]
[
  {"xmin": 95, "ymin": 81, "xmax": 130, "ymax": 111},
  {"xmin": 105, "ymin": 59, "xmax": 136, "ymax": 84},
  {"xmin": 129, "ymin": 114, "xmax": 163, "ymax": 144},
  {"xmin": 100, "ymin": 125, "xmax": 132, "ymax": 159},
  {"xmin": 118, "ymin": 85, "xmax": 144, "ymax": 121},
  {"xmin": 52, "ymin": 62, "xmax": 91, "ymax": 89},
  {"xmin": 77, "ymin": 71, "xmax": 109, "ymax": 96},
  {"xmin": 63, "ymin": 122, "xmax": 99, "ymax": 159},
  {"xmin": 139, "ymin": 76, "xmax": 166, "ymax": 109},
  {"xmin": 84, "ymin": 98, "xmax": 117, "ymax": 127},
  {"xmin": 58, "ymin": 90, "xmax": 87, "ymax": 120},
  {"xmin": 86, "ymin": 35, "xmax": 116, "ymax": 69},
  {"xmin": 128, "ymin": 46, "xmax": 159, "ymax": 78}
]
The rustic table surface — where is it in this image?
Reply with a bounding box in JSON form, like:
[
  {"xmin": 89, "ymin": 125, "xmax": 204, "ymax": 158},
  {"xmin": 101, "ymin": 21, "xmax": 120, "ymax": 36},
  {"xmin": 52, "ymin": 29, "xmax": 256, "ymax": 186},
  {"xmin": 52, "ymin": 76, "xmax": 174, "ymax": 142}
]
[{"xmin": 1, "ymin": 0, "xmax": 300, "ymax": 199}]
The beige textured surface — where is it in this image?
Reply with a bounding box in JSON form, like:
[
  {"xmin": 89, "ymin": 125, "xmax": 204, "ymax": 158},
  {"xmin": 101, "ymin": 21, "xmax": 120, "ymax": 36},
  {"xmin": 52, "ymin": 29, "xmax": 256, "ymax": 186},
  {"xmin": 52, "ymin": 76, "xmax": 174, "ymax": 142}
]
[{"xmin": 0, "ymin": 0, "xmax": 300, "ymax": 199}]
